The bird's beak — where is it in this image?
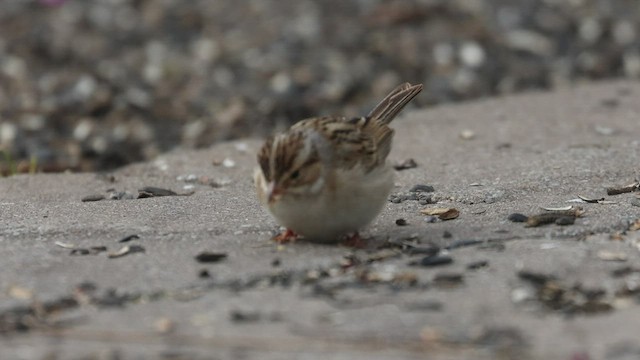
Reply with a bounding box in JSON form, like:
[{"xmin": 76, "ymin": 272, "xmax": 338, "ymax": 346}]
[{"xmin": 267, "ymin": 181, "xmax": 283, "ymax": 203}]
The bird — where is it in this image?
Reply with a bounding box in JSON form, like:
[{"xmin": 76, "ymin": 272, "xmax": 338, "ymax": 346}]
[{"xmin": 254, "ymin": 82, "xmax": 423, "ymax": 245}]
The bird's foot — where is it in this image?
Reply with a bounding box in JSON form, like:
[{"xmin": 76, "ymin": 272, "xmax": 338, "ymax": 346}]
[
  {"xmin": 342, "ymin": 232, "xmax": 367, "ymax": 249},
  {"xmin": 273, "ymin": 228, "xmax": 299, "ymax": 243}
]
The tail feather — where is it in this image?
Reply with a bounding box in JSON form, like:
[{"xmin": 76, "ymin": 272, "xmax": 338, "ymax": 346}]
[{"xmin": 367, "ymin": 83, "xmax": 423, "ymax": 124}]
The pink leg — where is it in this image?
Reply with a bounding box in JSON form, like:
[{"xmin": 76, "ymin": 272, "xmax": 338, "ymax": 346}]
[
  {"xmin": 273, "ymin": 228, "xmax": 299, "ymax": 243},
  {"xmin": 342, "ymin": 232, "xmax": 367, "ymax": 248}
]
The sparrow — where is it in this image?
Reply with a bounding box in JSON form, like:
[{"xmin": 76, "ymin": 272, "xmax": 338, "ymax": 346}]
[{"xmin": 255, "ymin": 82, "xmax": 423, "ymax": 244}]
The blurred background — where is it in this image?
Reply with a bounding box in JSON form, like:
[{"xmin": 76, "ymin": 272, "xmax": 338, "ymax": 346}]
[{"xmin": 1, "ymin": 0, "xmax": 639, "ymax": 174}]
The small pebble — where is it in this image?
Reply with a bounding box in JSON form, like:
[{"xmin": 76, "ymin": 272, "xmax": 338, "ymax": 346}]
[
  {"xmin": 433, "ymin": 272, "xmax": 464, "ymax": 287},
  {"xmin": 395, "ymin": 218, "xmax": 408, "ymax": 226},
  {"xmin": 413, "ymin": 255, "xmax": 453, "ymax": 267},
  {"xmin": 195, "ymin": 252, "xmax": 227, "ymax": 263},
  {"xmin": 410, "ymin": 184, "xmax": 435, "ymax": 193},
  {"xmin": 466, "ymin": 260, "xmax": 489, "ymax": 270},
  {"xmin": 138, "ymin": 186, "xmax": 177, "ymax": 198},
  {"xmin": 393, "ymin": 158, "xmax": 418, "ymax": 171}
]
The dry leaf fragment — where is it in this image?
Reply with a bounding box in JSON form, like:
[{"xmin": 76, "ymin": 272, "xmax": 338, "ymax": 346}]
[
  {"xmin": 54, "ymin": 241, "xmax": 77, "ymax": 249},
  {"xmin": 597, "ymin": 250, "xmax": 628, "ymax": 262},
  {"xmin": 420, "ymin": 208, "xmax": 459, "ymax": 220},
  {"xmin": 629, "ymin": 219, "xmax": 640, "ymax": 232},
  {"xmin": 8, "ymin": 285, "xmax": 33, "ymax": 300}
]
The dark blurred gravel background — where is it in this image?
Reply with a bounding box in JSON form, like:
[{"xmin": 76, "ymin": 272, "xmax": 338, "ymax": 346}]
[{"xmin": 1, "ymin": 0, "xmax": 639, "ymax": 173}]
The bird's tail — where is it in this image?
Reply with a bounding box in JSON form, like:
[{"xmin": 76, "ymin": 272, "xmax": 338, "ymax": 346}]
[{"xmin": 367, "ymin": 82, "xmax": 423, "ymax": 125}]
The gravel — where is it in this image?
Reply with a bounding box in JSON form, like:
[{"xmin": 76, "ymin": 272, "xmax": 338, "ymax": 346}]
[{"xmin": 1, "ymin": 0, "xmax": 640, "ymax": 172}]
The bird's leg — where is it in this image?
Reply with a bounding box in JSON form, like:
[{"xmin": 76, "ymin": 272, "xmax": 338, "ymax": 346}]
[
  {"xmin": 342, "ymin": 232, "xmax": 367, "ymax": 249},
  {"xmin": 273, "ymin": 228, "xmax": 299, "ymax": 243}
]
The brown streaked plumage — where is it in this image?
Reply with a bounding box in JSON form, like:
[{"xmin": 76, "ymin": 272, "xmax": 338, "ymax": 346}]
[{"xmin": 255, "ymin": 82, "xmax": 423, "ymax": 243}]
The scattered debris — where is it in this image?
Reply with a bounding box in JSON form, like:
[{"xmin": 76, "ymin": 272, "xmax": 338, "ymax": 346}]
[
  {"xmin": 467, "ymin": 260, "xmax": 489, "ymax": 270},
  {"xmin": 630, "ymin": 219, "xmax": 640, "ymax": 231},
  {"xmin": 70, "ymin": 246, "xmax": 107, "ymax": 256},
  {"xmin": 137, "ymin": 186, "xmax": 178, "ymax": 198},
  {"xmin": 517, "ymin": 270, "xmax": 612, "ymax": 314},
  {"xmin": 177, "ymin": 174, "xmax": 228, "ymax": 188},
  {"xmin": 107, "ymin": 190, "xmax": 135, "ymax": 200},
  {"xmin": 410, "ymin": 254, "xmax": 453, "ymax": 267},
  {"xmin": 108, "ymin": 245, "xmax": 145, "ymax": 258},
  {"xmin": 577, "ymin": 195, "xmax": 605, "ymax": 203},
  {"xmin": 508, "ymin": 213, "xmax": 528, "ymax": 223},
  {"xmin": 525, "ymin": 207, "xmax": 584, "ymax": 227},
  {"xmin": 566, "ymin": 195, "xmax": 618, "ymax": 205},
  {"xmin": 421, "ymin": 207, "xmax": 460, "ymax": 220},
  {"xmin": 364, "ymin": 249, "xmax": 402, "ymax": 263},
  {"xmin": 410, "ymin": 184, "xmax": 435, "ymax": 193},
  {"xmin": 433, "ymin": 272, "xmax": 464, "ymax": 288},
  {"xmin": 194, "ymin": 252, "xmax": 227, "ymax": 263},
  {"xmin": 358, "ymin": 266, "xmax": 418, "ymax": 286},
  {"xmin": 118, "ymin": 234, "xmax": 140, "ymax": 243},
  {"xmin": 540, "ymin": 205, "xmax": 574, "ymax": 211},
  {"xmin": 229, "ymin": 309, "xmax": 263, "ymax": 323},
  {"xmin": 81, "ymin": 194, "xmax": 105, "ymax": 202},
  {"xmin": 606, "ymin": 181, "xmax": 639, "ymax": 196},
  {"xmin": 389, "ymin": 191, "xmax": 433, "ymax": 204},
  {"xmin": 387, "ymin": 238, "xmax": 440, "ymax": 256},
  {"xmin": 393, "ymin": 158, "xmax": 418, "ymax": 171}
]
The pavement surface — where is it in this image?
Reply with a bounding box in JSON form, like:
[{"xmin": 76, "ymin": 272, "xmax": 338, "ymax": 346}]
[{"xmin": 1, "ymin": 81, "xmax": 640, "ymax": 360}]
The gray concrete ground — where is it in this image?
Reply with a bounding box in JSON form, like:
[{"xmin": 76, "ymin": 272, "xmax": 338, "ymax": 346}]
[{"xmin": 1, "ymin": 81, "xmax": 640, "ymax": 360}]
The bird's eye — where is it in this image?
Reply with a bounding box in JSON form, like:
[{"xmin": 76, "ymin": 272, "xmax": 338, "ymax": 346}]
[{"xmin": 290, "ymin": 170, "xmax": 300, "ymax": 180}]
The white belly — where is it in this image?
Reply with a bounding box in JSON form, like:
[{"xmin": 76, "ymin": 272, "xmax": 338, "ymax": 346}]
[{"xmin": 268, "ymin": 165, "xmax": 394, "ymax": 242}]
